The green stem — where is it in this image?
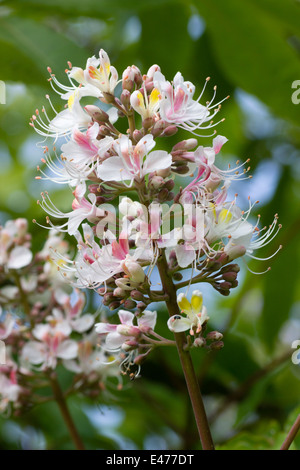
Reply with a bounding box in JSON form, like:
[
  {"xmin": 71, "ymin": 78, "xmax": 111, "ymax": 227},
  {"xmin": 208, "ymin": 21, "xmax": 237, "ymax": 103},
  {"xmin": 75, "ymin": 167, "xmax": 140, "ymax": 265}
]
[
  {"xmin": 127, "ymin": 111, "xmax": 136, "ymax": 138},
  {"xmin": 157, "ymin": 252, "xmax": 214, "ymax": 450},
  {"xmin": 49, "ymin": 373, "xmax": 85, "ymax": 450}
]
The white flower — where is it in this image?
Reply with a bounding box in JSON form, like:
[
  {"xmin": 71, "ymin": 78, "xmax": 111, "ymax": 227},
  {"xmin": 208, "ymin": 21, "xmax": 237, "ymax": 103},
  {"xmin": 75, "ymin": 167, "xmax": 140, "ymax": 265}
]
[
  {"xmin": 130, "ymin": 87, "xmax": 161, "ymax": 120},
  {"xmin": 97, "ymin": 134, "xmax": 172, "ymax": 185},
  {"xmin": 0, "ymin": 219, "xmax": 32, "ymax": 270},
  {"xmin": 95, "ymin": 309, "xmax": 157, "ymax": 351},
  {"xmin": 38, "ymin": 182, "xmax": 112, "ymax": 236},
  {"xmin": 168, "ymin": 291, "xmax": 209, "ymax": 334},
  {"xmin": 154, "ymin": 71, "xmax": 226, "ymax": 134},
  {"xmin": 22, "ymin": 324, "xmax": 78, "ymax": 370},
  {"xmin": 84, "ymin": 49, "xmax": 119, "ymax": 96},
  {"xmin": 224, "ymin": 213, "xmax": 282, "ymax": 264},
  {"xmin": 6, "ymin": 246, "xmax": 32, "ymax": 270},
  {"xmin": 0, "ymin": 373, "xmax": 21, "ymax": 412}
]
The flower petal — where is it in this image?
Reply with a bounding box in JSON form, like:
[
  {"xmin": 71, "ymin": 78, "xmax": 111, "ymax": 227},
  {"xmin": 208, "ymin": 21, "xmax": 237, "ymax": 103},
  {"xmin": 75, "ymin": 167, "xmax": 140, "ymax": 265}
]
[
  {"xmin": 7, "ymin": 246, "xmax": 32, "ymax": 270},
  {"xmin": 167, "ymin": 315, "xmax": 192, "ymax": 333},
  {"xmin": 97, "ymin": 157, "xmax": 131, "ymax": 181},
  {"xmin": 71, "ymin": 314, "xmax": 94, "ymax": 333},
  {"xmin": 138, "ymin": 310, "xmax": 157, "ymax": 331},
  {"xmin": 142, "ymin": 150, "xmax": 172, "ymax": 175},
  {"xmin": 57, "ymin": 340, "xmax": 78, "ymax": 359}
]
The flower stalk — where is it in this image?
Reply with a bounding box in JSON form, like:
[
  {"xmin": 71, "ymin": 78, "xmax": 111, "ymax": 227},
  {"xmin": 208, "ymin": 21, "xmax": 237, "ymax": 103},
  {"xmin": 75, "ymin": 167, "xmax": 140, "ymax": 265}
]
[
  {"xmin": 157, "ymin": 252, "xmax": 214, "ymax": 450},
  {"xmin": 49, "ymin": 372, "xmax": 85, "ymax": 450}
]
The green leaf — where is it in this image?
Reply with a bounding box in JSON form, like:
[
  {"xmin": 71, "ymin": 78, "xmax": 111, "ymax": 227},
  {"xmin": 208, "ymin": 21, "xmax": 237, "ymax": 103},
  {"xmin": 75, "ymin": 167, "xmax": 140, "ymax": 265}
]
[
  {"xmin": 0, "ymin": 16, "xmax": 89, "ymax": 84},
  {"xmin": 197, "ymin": 0, "xmax": 300, "ymax": 126}
]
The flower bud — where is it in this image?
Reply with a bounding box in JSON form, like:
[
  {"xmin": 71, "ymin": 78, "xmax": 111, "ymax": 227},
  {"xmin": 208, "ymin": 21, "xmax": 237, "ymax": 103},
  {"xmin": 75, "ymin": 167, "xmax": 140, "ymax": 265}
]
[
  {"xmin": 161, "ymin": 125, "xmax": 178, "ymax": 137},
  {"xmin": 133, "ymin": 129, "xmax": 143, "ymax": 142},
  {"xmin": 142, "ymin": 116, "xmax": 155, "ymax": 130},
  {"xmin": 130, "ymin": 290, "xmax": 145, "ymax": 301},
  {"xmin": 157, "ymin": 188, "xmax": 169, "ymax": 202},
  {"xmin": 125, "ymin": 340, "xmax": 139, "ymax": 349},
  {"xmin": 225, "ymin": 244, "xmax": 247, "ymax": 262},
  {"xmin": 136, "ymin": 301, "xmax": 147, "ymax": 311},
  {"xmin": 120, "ymin": 89, "xmax": 131, "ymax": 107},
  {"xmin": 84, "ymin": 105, "xmax": 109, "ymax": 123},
  {"xmin": 194, "ymin": 337, "xmax": 206, "ymax": 348},
  {"xmin": 172, "ymin": 272, "xmax": 183, "ymax": 281},
  {"xmin": 103, "ymin": 292, "xmax": 115, "ymax": 305},
  {"xmin": 210, "ymin": 341, "xmax": 224, "ymax": 350},
  {"xmin": 220, "ymin": 264, "xmax": 240, "ymax": 274},
  {"xmin": 155, "ymin": 167, "xmax": 171, "ymax": 178},
  {"xmin": 149, "ymin": 175, "xmax": 165, "ymax": 190},
  {"xmin": 219, "ymin": 281, "xmax": 232, "ymax": 290},
  {"xmin": 164, "ymin": 179, "xmax": 175, "ymax": 191},
  {"xmin": 124, "ymin": 260, "xmax": 145, "ymax": 283},
  {"xmin": 166, "ymin": 191, "xmax": 174, "ymax": 202},
  {"xmin": 123, "ymin": 299, "xmax": 137, "ymax": 309},
  {"xmin": 222, "ymin": 271, "xmax": 238, "ymax": 282},
  {"xmin": 172, "ymin": 139, "xmax": 198, "ymax": 152},
  {"xmin": 109, "ymin": 300, "xmax": 121, "ymax": 311},
  {"xmin": 99, "ymin": 125, "xmax": 110, "ymax": 136},
  {"xmin": 147, "ymin": 64, "xmax": 160, "ymax": 79},
  {"xmin": 113, "ymin": 287, "xmax": 126, "ymax": 298},
  {"xmin": 151, "ymin": 119, "xmax": 167, "ymax": 137},
  {"xmin": 102, "ymin": 91, "xmax": 116, "ymax": 104},
  {"xmin": 206, "ymin": 331, "xmax": 223, "ymax": 341},
  {"xmin": 122, "ymin": 67, "xmax": 134, "ymax": 91},
  {"xmin": 205, "ymin": 259, "xmax": 222, "ymax": 271},
  {"xmin": 172, "ymin": 164, "xmax": 190, "ymax": 175},
  {"xmin": 88, "ymin": 184, "xmax": 101, "ymax": 194}
]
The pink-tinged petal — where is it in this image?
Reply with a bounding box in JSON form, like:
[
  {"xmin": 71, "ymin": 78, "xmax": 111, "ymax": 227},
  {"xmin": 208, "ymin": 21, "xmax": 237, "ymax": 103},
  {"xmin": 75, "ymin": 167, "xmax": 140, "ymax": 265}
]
[
  {"xmin": 73, "ymin": 182, "xmax": 86, "ymax": 200},
  {"xmin": 57, "ymin": 340, "xmax": 78, "ymax": 359},
  {"xmin": 118, "ymin": 235, "xmax": 129, "ymax": 257},
  {"xmin": 118, "ymin": 310, "xmax": 134, "ymax": 326},
  {"xmin": 213, "ymin": 135, "xmax": 228, "ymax": 154},
  {"xmin": 138, "ymin": 310, "xmax": 157, "ymax": 331},
  {"xmin": 167, "ymin": 315, "xmax": 192, "ymax": 333},
  {"xmin": 175, "ymin": 244, "xmax": 196, "ymax": 268},
  {"xmin": 97, "ymin": 157, "xmax": 131, "ymax": 181},
  {"xmin": 71, "ymin": 314, "xmax": 94, "ymax": 333},
  {"xmin": 105, "ymin": 331, "xmax": 125, "ymax": 350},
  {"xmin": 134, "ymin": 134, "xmax": 155, "ymax": 156},
  {"xmin": 142, "ymin": 151, "xmax": 172, "ymax": 175},
  {"xmin": 119, "ymin": 135, "xmax": 132, "ymax": 166},
  {"xmin": 22, "ymin": 341, "xmax": 47, "ymax": 364},
  {"xmin": 7, "ymin": 246, "xmax": 32, "ymax": 270},
  {"xmin": 95, "ymin": 322, "xmax": 117, "ymax": 334},
  {"xmin": 204, "ymin": 148, "xmax": 216, "ymax": 167},
  {"xmin": 173, "ymin": 88, "xmax": 186, "ymax": 112},
  {"xmin": 32, "ymin": 324, "xmax": 49, "ymax": 341},
  {"xmin": 111, "ymin": 239, "xmax": 128, "ymax": 260},
  {"xmin": 86, "ymin": 121, "xmax": 100, "ymax": 140}
]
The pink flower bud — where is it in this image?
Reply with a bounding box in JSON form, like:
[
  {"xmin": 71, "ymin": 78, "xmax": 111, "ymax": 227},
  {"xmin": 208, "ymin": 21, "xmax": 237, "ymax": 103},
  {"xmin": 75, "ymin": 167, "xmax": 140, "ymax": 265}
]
[
  {"xmin": 84, "ymin": 105, "xmax": 109, "ymax": 123},
  {"xmin": 206, "ymin": 331, "xmax": 223, "ymax": 341},
  {"xmin": 172, "ymin": 139, "xmax": 198, "ymax": 152}
]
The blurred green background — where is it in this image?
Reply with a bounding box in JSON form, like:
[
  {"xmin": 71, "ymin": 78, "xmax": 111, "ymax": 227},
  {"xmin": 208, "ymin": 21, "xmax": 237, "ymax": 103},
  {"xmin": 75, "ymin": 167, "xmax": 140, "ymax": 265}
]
[{"xmin": 0, "ymin": 0, "xmax": 300, "ymax": 450}]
